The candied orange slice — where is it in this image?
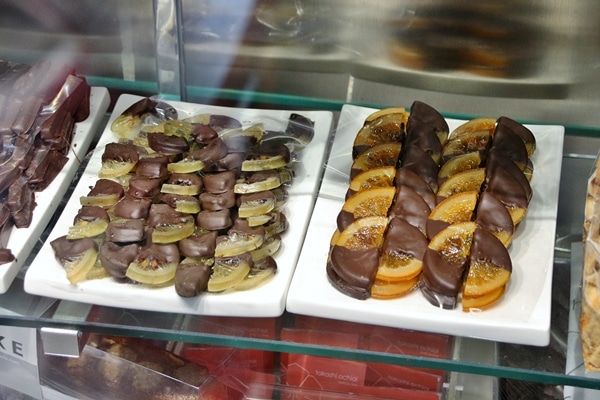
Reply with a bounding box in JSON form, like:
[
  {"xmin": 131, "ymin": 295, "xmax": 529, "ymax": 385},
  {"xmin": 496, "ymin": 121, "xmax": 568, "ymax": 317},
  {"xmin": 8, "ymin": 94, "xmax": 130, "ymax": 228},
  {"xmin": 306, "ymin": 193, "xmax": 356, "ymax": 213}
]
[
  {"xmin": 463, "ymin": 260, "xmax": 511, "ymax": 298},
  {"xmin": 348, "ymin": 166, "xmax": 396, "ymax": 194},
  {"xmin": 437, "ymin": 168, "xmax": 485, "ymax": 199},
  {"xmin": 462, "ymin": 286, "xmax": 506, "ymax": 311},
  {"xmin": 429, "ymin": 191, "xmax": 478, "ymax": 226},
  {"xmin": 353, "ymin": 109, "xmax": 408, "ymax": 157},
  {"xmin": 99, "ymin": 160, "xmax": 136, "ymax": 179},
  {"xmin": 442, "ymin": 130, "xmax": 491, "ymax": 161},
  {"xmin": 350, "ymin": 142, "xmax": 401, "ymax": 180},
  {"xmin": 370, "ymin": 275, "xmax": 420, "ymax": 299},
  {"xmin": 428, "ymin": 221, "xmax": 476, "ymax": 266},
  {"xmin": 438, "ymin": 151, "xmax": 483, "ymax": 182},
  {"xmin": 449, "ymin": 117, "xmax": 496, "ymax": 140},
  {"xmin": 336, "ymin": 216, "xmax": 388, "ymax": 250},
  {"xmin": 342, "ymin": 186, "xmax": 396, "ymax": 220}
]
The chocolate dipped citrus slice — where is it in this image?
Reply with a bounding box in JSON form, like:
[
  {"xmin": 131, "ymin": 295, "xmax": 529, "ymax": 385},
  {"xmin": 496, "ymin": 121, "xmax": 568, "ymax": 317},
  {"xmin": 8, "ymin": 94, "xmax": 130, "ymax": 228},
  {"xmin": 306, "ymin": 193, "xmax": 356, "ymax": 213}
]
[
  {"xmin": 462, "ymin": 227, "xmax": 512, "ymax": 311},
  {"xmin": 426, "ymin": 190, "xmax": 478, "ymax": 239},
  {"xmin": 350, "ymin": 142, "xmax": 402, "ymax": 180},
  {"xmin": 421, "ymin": 221, "xmax": 476, "ymax": 309},
  {"xmin": 352, "ymin": 108, "xmax": 408, "ymax": 158}
]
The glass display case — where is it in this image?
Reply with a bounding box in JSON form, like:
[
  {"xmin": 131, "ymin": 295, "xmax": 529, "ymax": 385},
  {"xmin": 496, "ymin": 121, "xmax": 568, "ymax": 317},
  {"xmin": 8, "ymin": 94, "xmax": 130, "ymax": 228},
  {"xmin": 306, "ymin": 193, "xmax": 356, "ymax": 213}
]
[{"xmin": 2, "ymin": 0, "xmax": 600, "ymax": 398}]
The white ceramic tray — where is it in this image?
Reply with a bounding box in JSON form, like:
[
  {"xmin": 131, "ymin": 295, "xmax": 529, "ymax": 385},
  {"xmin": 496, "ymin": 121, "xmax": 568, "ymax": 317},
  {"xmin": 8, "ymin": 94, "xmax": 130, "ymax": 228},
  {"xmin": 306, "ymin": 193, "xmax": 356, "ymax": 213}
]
[
  {"xmin": 0, "ymin": 87, "xmax": 110, "ymax": 293},
  {"xmin": 24, "ymin": 94, "xmax": 333, "ymax": 317},
  {"xmin": 287, "ymin": 104, "xmax": 564, "ymax": 346}
]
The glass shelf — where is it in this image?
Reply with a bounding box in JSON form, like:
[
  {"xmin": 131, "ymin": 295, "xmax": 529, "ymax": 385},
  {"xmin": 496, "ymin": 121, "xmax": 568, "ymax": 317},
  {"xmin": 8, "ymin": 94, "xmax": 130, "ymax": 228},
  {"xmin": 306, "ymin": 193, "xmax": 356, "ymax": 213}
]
[{"xmin": 1, "ymin": 91, "xmax": 600, "ymax": 393}]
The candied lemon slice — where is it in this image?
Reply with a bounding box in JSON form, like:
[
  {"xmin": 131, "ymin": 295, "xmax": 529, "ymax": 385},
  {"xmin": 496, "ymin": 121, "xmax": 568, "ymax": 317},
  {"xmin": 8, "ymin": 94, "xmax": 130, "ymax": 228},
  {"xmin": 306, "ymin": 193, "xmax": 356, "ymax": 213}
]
[
  {"xmin": 152, "ymin": 218, "xmax": 195, "ymax": 243},
  {"xmin": 370, "ymin": 275, "xmax": 420, "ymax": 300},
  {"xmin": 208, "ymin": 257, "xmax": 252, "ymax": 292},
  {"xmin": 80, "ymin": 193, "xmax": 121, "ymax": 208},
  {"xmin": 235, "ymin": 265, "xmax": 276, "ymax": 291},
  {"xmin": 126, "ymin": 261, "xmax": 177, "ymax": 285},
  {"xmin": 234, "ymin": 175, "xmax": 281, "ymax": 194},
  {"xmin": 242, "ymin": 155, "xmax": 288, "ymax": 172},
  {"xmin": 161, "ymin": 183, "xmax": 201, "ymax": 196},
  {"xmin": 99, "ymin": 160, "xmax": 136, "ymax": 179},
  {"xmin": 67, "ymin": 219, "xmax": 109, "ymax": 239},
  {"xmin": 63, "ymin": 247, "xmax": 98, "ymax": 284},
  {"xmin": 250, "ymin": 236, "xmax": 282, "ymax": 262},
  {"xmin": 238, "ymin": 197, "xmax": 276, "ymax": 218},
  {"xmin": 174, "ymin": 198, "xmax": 201, "ymax": 214},
  {"xmin": 342, "ymin": 186, "xmax": 395, "ymax": 219},
  {"xmin": 214, "ymin": 233, "xmax": 264, "ymax": 258},
  {"xmin": 336, "ymin": 216, "xmax": 388, "ymax": 250},
  {"xmin": 163, "ymin": 119, "xmax": 194, "ymax": 138},
  {"xmin": 167, "ymin": 158, "xmax": 205, "ymax": 173},
  {"xmin": 85, "ymin": 258, "xmax": 111, "ymax": 280},
  {"xmin": 437, "ymin": 168, "xmax": 485, "ymax": 199}
]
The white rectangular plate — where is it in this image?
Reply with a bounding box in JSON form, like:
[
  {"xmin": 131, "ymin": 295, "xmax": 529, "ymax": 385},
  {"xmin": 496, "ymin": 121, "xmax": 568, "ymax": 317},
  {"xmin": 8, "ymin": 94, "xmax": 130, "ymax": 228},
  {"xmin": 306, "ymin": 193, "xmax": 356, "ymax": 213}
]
[
  {"xmin": 24, "ymin": 94, "xmax": 333, "ymax": 317},
  {"xmin": 0, "ymin": 87, "xmax": 110, "ymax": 293},
  {"xmin": 287, "ymin": 104, "xmax": 564, "ymax": 346}
]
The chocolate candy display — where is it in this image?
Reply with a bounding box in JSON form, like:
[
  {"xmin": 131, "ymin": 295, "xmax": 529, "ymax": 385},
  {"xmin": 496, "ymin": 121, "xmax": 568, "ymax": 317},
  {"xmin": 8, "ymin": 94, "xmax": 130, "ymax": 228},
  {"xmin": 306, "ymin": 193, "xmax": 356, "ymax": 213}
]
[
  {"xmin": 49, "ymin": 97, "xmax": 315, "ymax": 298},
  {"xmin": 0, "ymin": 60, "xmax": 91, "ymax": 265},
  {"xmin": 327, "ymin": 101, "xmax": 535, "ymax": 311}
]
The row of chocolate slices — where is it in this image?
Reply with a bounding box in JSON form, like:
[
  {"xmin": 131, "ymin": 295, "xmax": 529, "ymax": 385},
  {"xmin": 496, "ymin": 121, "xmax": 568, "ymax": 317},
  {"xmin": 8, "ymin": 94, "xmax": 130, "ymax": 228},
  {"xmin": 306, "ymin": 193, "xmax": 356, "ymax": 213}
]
[
  {"xmin": 327, "ymin": 101, "xmax": 535, "ymax": 311},
  {"xmin": 0, "ymin": 60, "xmax": 91, "ymax": 265}
]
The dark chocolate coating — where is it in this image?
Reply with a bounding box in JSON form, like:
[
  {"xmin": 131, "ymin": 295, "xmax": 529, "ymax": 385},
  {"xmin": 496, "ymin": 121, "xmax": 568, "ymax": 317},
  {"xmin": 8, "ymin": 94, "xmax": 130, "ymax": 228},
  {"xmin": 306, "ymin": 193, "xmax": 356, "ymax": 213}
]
[
  {"xmin": 389, "ymin": 185, "xmax": 431, "ymax": 234},
  {"xmin": 475, "ymin": 192, "xmax": 514, "ymax": 238},
  {"xmin": 199, "ymin": 190, "xmax": 236, "ymax": 211},
  {"xmin": 191, "ymin": 124, "xmax": 218, "ymax": 144},
  {"xmin": 496, "ymin": 116, "xmax": 535, "ymax": 151},
  {"xmin": 485, "ymin": 149, "xmax": 532, "ymax": 202},
  {"xmin": 113, "ymin": 195, "xmax": 152, "ymax": 220},
  {"xmin": 175, "ymin": 262, "xmax": 211, "ymax": 297},
  {"xmin": 421, "ymin": 247, "xmax": 466, "ymax": 309},
  {"xmin": 223, "ymin": 135, "xmax": 257, "ymax": 153},
  {"xmin": 336, "ymin": 209, "xmax": 355, "ymax": 232},
  {"xmin": 485, "ymin": 166, "xmax": 528, "ymax": 211},
  {"xmin": 127, "ymin": 176, "xmax": 161, "ymax": 198},
  {"xmin": 102, "ymin": 142, "xmax": 139, "ymax": 163},
  {"xmin": 188, "ymin": 137, "xmax": 229, "ymax": 165},
  {"xmin": 236, "ymin": 190, "xmax": 276, "ymax": 207},
  {"xmin": 135, "ymin": 242, "xmax": 180, "ymax": 265},
  {"xmin": 394, "ymin": 168, "xmax": 437, "ymax": 211},
  {"xmin": 229, "ymin": 217, "xmax": 266, "ymax": 237},
  {"xmin": 74, "ymin": 206, "xmax": 110, "ymax": 224},
  {"xmin": 99, "ymin": 241, "xmax": 139, "ymax": 279},
  {"xmin": 489, "ymin": 124, "xmax": 529, "ymax": 170},
  {"xmin": 147, "ymin": 131, "xmax": 189, "ymax": 155},
  {"xmin": 326, "ymin": 262, "xmax": 371, "ymax": 300},
  {"xmin": 381, "ymin": 217, "xmax": 428, "ymax": 262},
  {"xmin": 408, "ymin": 100, "xmax": 449, "ymax": 138},
  {"xmin": 400, "ymin": 144, "xmax": 440, "ymax": 194},
  {"xmin": 405, "ymin": 118, "xmax": 443, "ymax": 161},
  {"xmin": 51, "ymin": 235, "xmax": 97, "ymax": 263},
  {"xmin": 196, "ymin": 209, "xmax": 232, "ymax": 231},
  {"xmin": 214, "ymin": 152, "xmax": 245, "ymax": 172},
  {"xmin": 105, "ymin": 219, "xmax": 145, "ymax": 243},
  {"xmin": 470, "ymin": 227, "xmax": 512, "ymax": 273},
  {"xmin": 135, "ymin": 155, "xmax": 169, "ymax": 179},
  {"xmin": 87, "ymin": 179, "xmax": 124, "ymax": 197},
  {"xmin": 178, "ymin": 231, "xmax": 217, "ymax": 258},
  {"xmin": 209, "ymin": 114, "xmax": 242, "ymax": 132},
  {"xmin": 165, "ymin": 173, "xmax": 203, "ymax": 190},
  {"xmin": 146, "ymin": 203, "xmax": 192, "ymax": 229},
  {"xmin": 329, "ymin": 245, "xmax": 379, "ymax": 292},
  {"xmin": 202, "ymin": 170, "xmax": 236, "ymax": 194}
]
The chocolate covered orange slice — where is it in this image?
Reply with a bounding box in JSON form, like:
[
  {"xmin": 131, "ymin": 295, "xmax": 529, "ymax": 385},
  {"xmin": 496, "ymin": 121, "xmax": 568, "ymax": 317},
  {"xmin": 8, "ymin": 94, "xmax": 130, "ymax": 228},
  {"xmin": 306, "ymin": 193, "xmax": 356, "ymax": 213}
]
[
  {"xmin": 426, "ymin": 190, "xmax": 478, "ymax": 239},
  {"xmin": 352, "ymin": 108, "xmax": 408, "ymax": 158},
  {"xmin": 351, "ymin": 142, "xmax": 402, "ymax": 180}
]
